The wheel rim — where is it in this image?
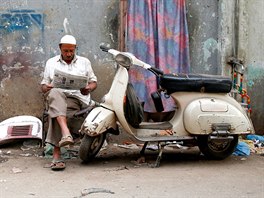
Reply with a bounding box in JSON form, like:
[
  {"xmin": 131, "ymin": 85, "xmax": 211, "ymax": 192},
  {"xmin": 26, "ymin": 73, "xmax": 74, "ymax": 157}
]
[
  {"xmin": 207, "ymin": 139, "xmax": 231, "ymax": 152},
  {"xmin": 90, "ymin": 135, "xmax": 104, "ymax": 155}
]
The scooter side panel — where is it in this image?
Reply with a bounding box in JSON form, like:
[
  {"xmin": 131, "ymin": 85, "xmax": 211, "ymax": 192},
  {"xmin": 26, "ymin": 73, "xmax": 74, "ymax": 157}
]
[
  {"xmin": 183, "ymin": 98, "xmax": 254, "ymax": 134},
  {"xmin": 80, "ymin": 107, "xmax": 117, "ymax": 136}
]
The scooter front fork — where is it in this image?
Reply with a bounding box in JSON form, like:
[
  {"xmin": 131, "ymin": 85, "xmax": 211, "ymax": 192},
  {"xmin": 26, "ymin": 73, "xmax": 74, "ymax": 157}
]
[{"xmin": 140, "ymin": 141, "xmax": 164, "ymax": 168}]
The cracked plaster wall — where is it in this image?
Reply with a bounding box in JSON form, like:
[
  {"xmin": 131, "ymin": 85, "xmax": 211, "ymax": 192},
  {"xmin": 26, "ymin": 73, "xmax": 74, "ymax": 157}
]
[
  {"xmin": 0, "ymin": 0, "xmax": 119, "ymax": 121},
  {"xmin": 187, "ymin": 0, "xmax": 264, "ymax": 134},
  {"xmin": 243, "ymin": 0, "xmax": 264, "ymax": 134}
]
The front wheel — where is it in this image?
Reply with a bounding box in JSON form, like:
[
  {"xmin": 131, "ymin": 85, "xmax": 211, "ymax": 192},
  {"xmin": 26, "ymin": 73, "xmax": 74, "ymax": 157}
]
[
  {"xmin": 197, "ymin": 135, "xmax": 238, "ymax": 160},
  {"xmin": 79, "ymin": 133, "xmax": 106, "ymax": 163}
]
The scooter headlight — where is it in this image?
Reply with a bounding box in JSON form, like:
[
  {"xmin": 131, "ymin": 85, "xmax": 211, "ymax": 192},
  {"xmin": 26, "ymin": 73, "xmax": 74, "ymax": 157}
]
[{"xmin": 115, "ymin": 53, "xmax": 132, "ymax": 69}]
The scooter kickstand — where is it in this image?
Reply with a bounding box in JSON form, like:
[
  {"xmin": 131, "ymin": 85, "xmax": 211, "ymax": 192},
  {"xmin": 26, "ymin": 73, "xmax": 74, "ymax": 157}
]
[
  {"xmin": 151, "ymin": 142, "xmax": 163, "ymax": 168},
  {"xmin": 140, "ymin": 141, "xmax": 148, "ymax": 156}
]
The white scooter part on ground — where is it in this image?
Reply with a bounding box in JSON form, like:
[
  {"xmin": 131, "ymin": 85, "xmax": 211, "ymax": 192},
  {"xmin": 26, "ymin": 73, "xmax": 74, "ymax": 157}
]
[
  {"xmin": 78, "ymin": 45, "xmax": 254, "ymax": 167},
  {"xmin": 0, "ymin": 115, "xmax": 42, "ymax": 146}
]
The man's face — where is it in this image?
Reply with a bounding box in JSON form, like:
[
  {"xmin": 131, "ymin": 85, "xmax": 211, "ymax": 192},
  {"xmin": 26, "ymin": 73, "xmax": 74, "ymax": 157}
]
[{"xmin": 60, "ymin": 44, "xmax": 76, "ymax": 62}]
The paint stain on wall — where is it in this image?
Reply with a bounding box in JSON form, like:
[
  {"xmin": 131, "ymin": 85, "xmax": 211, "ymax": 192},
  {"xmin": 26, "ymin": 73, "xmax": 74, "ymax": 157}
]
[
  {"xmin": 247, "ymin": 63, "xmax": 264, "ymax": 87},
  {"xmin": 0, "ymin": 9, "xmax": 44, "ymax": 81},
  {"xmin": 0, "ymin": 9, "xmax": 44, "ymax": 50},
  {"xmin": 0, "ymin": 9, "xmax": 43, "ymax": 32},
  {"xmin": 203, "ymin": 38, "xmax": 218, "ymax": 63},
  {"xmin": 246, "ymin": 63, "xmax": 264, "ymax": 134}
]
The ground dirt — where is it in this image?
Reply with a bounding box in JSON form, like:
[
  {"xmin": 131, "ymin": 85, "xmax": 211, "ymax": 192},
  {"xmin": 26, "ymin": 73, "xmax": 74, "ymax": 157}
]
[{"xmin": 0, "ymin": 138, "xmax": 263, "ymax": 198}]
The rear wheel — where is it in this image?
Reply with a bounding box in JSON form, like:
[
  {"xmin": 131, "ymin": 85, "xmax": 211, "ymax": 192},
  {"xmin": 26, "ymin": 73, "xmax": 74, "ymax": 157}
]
[
  {"xmin": 197, "ymin": 135, "xmax": 238, "ymax": 160},
  {"xmin": 79, "ymin": 133, "xmax": 106, "ymax": 163}
]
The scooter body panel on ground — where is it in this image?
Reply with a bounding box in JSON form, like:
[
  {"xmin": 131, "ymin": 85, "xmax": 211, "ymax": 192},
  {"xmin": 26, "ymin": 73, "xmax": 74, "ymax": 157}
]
[{"xmin": 0, "ymin": 115, "xmax": 42, "ymax": 145}]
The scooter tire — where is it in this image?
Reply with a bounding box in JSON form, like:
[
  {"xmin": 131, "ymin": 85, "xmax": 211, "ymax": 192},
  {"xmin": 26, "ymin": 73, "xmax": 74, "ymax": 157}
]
[
  {"xmin": 197, "ymin": 135, "xmax": 238, "ymax": 160},
  {"xmin": 79, "ymin": 133, "xmax": 106, "ymax": 163}
]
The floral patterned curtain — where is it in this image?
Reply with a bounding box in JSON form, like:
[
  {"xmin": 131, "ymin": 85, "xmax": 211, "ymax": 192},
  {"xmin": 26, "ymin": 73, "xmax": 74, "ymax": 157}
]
[{"xmin": 126, "ymin": 0, "xmax": 190, "ymax": 112}]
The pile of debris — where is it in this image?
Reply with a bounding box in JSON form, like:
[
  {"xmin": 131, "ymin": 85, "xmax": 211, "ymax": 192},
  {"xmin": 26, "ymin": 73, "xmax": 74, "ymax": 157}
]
[{"xmin": 233, "ymin": 134, "xmax": 264, "ymax": 156}]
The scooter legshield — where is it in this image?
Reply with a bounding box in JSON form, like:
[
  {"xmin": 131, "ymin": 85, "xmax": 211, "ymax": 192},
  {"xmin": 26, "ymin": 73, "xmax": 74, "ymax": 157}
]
[{"xmin": 80, "ymin": 107, "xmax": 116, "ymax": 136}]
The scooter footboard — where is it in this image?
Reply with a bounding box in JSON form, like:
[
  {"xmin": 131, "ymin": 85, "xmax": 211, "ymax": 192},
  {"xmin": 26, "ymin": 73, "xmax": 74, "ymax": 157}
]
[{"xmin": 80, "ymin": 107, "xmax": 117, "ymax": 136}]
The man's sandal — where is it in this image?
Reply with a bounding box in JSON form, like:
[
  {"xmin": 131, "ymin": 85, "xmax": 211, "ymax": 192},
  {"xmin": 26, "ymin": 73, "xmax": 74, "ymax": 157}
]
[
  {"xmin": 59, "ymin": 135, "xmax": 74, "ymax": 147},
  {"xmin": 50, "ymin": 160, "xmax": 66, "ymax": 171}
]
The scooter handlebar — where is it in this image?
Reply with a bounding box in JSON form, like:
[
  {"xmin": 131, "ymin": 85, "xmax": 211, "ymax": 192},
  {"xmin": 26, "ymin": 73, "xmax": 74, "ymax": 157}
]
[
  {"xmin": 149, "ymin": 67, "xmax": 164, "ymax": 76},
  {"xmin": 100, "ymin": 44, "xmax": 111, "ymax": 52},
  {"xmin": 99, "ymin": 45, "xmax": 164, "ymax": 76},
  {"xmin": 100, "ymin": 45, "xmax": 120, "ymax": 57}
]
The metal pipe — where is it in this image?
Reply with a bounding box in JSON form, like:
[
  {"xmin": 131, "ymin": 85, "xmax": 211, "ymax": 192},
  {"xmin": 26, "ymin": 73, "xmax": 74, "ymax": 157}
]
[{"xmin": 233, "ymin": 0, "xmax": 240, "ymax": 58}]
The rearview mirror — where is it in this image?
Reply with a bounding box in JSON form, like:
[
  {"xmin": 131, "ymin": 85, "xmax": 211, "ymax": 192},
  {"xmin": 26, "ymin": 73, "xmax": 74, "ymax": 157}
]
[{"xmin": 115, "ymin": 53, "xmax": 132, "ymax": 68}]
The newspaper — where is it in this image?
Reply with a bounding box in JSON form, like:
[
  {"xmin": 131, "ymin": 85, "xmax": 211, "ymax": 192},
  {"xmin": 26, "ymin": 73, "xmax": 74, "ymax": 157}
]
[{"xmin": 52, "ymin": 69, "xmax": 88, "ymax": 90}]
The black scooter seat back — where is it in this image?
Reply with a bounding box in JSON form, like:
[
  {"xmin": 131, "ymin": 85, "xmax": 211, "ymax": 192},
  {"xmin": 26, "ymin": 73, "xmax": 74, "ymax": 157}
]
[{"xmin": 159, "ymin": 73, "xmax": 232, "ymax": 94}]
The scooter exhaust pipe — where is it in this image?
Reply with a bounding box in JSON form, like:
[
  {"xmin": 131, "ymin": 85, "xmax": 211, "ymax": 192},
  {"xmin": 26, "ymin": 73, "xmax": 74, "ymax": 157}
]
[{"xmin": 209, "ymin": 135, "xmax": 234, "ymax": 141}]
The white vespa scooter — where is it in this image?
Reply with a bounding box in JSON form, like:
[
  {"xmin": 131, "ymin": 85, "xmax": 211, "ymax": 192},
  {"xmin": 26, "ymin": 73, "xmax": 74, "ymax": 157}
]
[{"xmin": 78, "ymin": 45, "xmax": 254, "ymax": 167}]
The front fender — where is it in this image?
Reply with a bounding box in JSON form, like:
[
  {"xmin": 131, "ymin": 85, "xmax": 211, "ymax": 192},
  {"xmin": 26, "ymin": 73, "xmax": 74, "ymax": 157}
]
[{"xmin": 80, "ymin": 107, "xmax": 117, "ymax": 136}]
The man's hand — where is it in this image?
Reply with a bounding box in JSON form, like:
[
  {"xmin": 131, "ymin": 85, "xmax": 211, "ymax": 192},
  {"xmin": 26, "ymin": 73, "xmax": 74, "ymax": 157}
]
[
  {"xmin": 80, "ymin": 81, "xmax": 97, "ymax": 95},
  {"xmin": 80, "ymin": 85, "xmax": 91, "ymax": 95},
  {"xmin": 41, "ymin": 84, "xmax": 53, "ymax": 93}
]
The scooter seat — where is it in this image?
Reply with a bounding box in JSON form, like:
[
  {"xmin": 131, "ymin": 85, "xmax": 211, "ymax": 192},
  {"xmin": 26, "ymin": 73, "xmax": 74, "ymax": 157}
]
[{"xmin": 159, "ymin": 73, "xmax": 232, "ymax": 94}]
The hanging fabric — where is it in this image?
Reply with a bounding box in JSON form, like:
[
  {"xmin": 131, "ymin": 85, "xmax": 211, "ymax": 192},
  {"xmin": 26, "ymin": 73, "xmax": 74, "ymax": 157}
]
[{"xmin": 126, "ymin": 0, "xmax": 190, "ymax": 112}]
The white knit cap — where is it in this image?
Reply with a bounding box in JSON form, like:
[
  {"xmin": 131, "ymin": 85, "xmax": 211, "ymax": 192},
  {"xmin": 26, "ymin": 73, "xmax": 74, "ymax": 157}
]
[{"xmin": 60, "ymin": 35, "xmax": 76, "ymax": 45}]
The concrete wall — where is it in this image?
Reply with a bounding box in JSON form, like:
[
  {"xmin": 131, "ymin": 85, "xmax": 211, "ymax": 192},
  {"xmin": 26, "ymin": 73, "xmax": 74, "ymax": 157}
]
[
  {"xmin": 186, "ymin": 0, "xmax": 221, "ymax": 75},
  {"xmin": 0, "ymin": 0, "xmax": 119, "ymax": 121},
  {"xmin": 0, "ymin": 0, "xmax": 263, "ymax": 134},
  {"xmin": 186, "ymin": 0, "xmax": 264, "ymax": 134},
  {"xmin": 219, "ymin": 0, "xmax": 264, "ymax": 134},
  {"xmin": 243, "ymin": 0, "xmax": 264, "ymax": 134}
]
